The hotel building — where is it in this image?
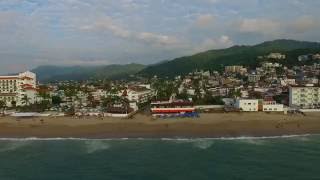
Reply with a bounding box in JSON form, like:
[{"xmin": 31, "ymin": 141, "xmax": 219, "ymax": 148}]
[
  {"xmin": 289, "ymin": 85, "xmax": 320, "ymax": 109},
  {"xmin": 0, "ymin": 71, "xmax": 37, "ymax": 107}
]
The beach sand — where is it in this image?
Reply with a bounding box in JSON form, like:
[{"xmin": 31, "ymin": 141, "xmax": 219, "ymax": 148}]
[{"xmin": 0, "ymin": 112, "xmax": 319, "ymax": 138}]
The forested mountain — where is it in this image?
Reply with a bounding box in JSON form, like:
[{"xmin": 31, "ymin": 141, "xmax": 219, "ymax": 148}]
[{"xmin": 138, "ymin": 39, "xmax": 320, "ymax": 78}]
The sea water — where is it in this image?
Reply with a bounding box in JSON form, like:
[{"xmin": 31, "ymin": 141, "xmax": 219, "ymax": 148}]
[{"xmin": 0, "ymin": 135, "xmax": 320, "ymax": 180}]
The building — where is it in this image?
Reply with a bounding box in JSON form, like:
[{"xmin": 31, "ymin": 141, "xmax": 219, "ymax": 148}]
[
  {"xmin": 280, "ymin": 78, "xmax": 296, "ymax": 86},
  {"xmin": 0, "ymin": 71, "xmax": 37, "ymax": 107},
  {"xmin": 312, "ymin": 54, "xmax": 320, "ymax": 60},
  {"xmin": 262, "ymin": 101, "xmax": 284, "ymax": 112},
  {"xmin": 289, "ymin": 85, "xmax": 320, "ymax": 109},
  {"xmin": 151, "ymin": 100, "xmax": 197, "ymax": 117},
  {"xmin": 248, "ymin": 74, "xmax": 261, "ymax": 83},
  {"xmin": 235, "ymin": 99, "xmax": 259, "ymax": 112},
  {"xmin": 122, "ymin": 86, "xmax": 155, "ymax": 104},
  {"xmin": 267, "ymin": 53, "xmax": 286, "ymax": 60},
  {"xmin": 225, "ymin": 66, "xmax": 247, "ymax": 74}
]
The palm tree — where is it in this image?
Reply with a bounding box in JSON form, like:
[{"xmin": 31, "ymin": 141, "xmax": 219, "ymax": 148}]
[
  {"xmin": 0, "ymin": 100, "xmax": 6, "ymax": 115},
  {"xmin": 87, "ymin": 93, "xmax": 95, "ymax": 107},
  {"xmin": 21, "ymin": 95, "xmax": 31, "ymax": 106}
]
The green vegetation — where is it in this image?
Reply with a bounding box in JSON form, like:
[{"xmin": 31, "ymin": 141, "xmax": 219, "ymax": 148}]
[
  {"xmin": 139, "ymin": 39, "xmax": 320, "ymax": 78},
  {"xmin": 32, "ymin": 63, "xmax": 146, "ymax": 82}
]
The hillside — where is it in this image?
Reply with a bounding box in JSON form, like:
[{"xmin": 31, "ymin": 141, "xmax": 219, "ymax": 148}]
[
  {"xmin": 32, "ymin": 63, "xmax": 146, "ymax": 82},
  {"xmin": 138, "ymin": 39, "xmax": 320, "ymax": 78}
]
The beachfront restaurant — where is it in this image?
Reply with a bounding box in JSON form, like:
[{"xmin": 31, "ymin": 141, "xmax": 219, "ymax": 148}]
[{"xmin": 151, "ymin": 100, "xmax": 198, "ymax": 118}]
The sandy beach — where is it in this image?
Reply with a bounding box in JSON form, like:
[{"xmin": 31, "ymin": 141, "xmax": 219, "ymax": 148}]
[{"xmin": 0, "ymin": 112, "xmax": 319, "ymax": 138}]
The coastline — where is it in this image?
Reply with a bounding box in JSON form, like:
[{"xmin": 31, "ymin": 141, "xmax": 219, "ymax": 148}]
[{"xmin": 0, "ymin": 112, "xmax": 320, "ymax": 139}]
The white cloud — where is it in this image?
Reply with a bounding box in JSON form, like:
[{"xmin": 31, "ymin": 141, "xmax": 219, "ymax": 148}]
[
  {"xmin": 81, "ymin": 16, "xmax": 179, "ymax": 45},
  {"xmin": 194, "ymin": 14, "xmax": 216, "ymax": 28},
  {"xmin": 137, "ymin": 32, "xmax": 178, "ymax": 45},
  {"xmin": 235, "ymin": 18, "xmax": 281, "ymax": 35},
  {"xmin": 194, "ymin": 35, "xmax": 234, "ymax": 52},
  {"xmin": 289, "ymin": 16, "xmax": 317, "ymax": 33}
]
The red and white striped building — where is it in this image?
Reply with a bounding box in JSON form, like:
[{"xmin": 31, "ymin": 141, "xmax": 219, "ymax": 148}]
[
  {"xmin": 151, "ymin": 100, "xmax": 195, "ymax": 116},
  {"xmin": 0, "ymin": 71, "xmax": 37, "ymax": 107}
]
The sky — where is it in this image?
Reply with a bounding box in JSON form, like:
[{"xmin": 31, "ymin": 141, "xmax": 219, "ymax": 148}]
[{"xmin": 0, "ymin": 0, "xmax": 319, "ymax": 73}]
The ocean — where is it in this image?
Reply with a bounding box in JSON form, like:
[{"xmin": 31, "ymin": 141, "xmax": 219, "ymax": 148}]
[{"xmin": 0, "ymin": 135, "xmax": 320, "ymax": 180}]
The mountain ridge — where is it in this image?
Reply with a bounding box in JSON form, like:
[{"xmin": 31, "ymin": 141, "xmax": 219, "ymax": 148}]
[
  {"xmin": 32, "ymin": 39, "xmax": 320, "ymax": 81},
  {"xmin": 138, "ymin": 39, "xmax": 320, "ymax": 78},
  {"xmin": 32, "ymin": 63, "xmax": 146, "ymax": 82}
]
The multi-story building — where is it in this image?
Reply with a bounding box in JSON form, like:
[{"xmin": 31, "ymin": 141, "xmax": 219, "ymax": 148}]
[
  {"xmin": 122, "ymin": 86, "xmax": 155, "ymax": 104},
  {"xmin": 289, "ymin": 85, "xmax": 320, "ymax": 109},
  {"xmin": 248, "ymin": 74, "xmax": 261, "ymax": 83},
  {"xmin": 225, "ymin": 66, "xmax": 247, "ymax": 74},
  {"xmin": 262, "ymin": 101, "xmax": 284, "ymax": 112},
  {"xmin": 0, "ymin": 71, "xmax": 37, "ymax": 107}
]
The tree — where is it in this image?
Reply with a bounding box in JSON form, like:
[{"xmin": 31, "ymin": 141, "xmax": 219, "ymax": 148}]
[
  {"xmin": 39, "ymin": 100, "xmax": 51, "ymax": 111},
  {"xmin": 11, "ymin": 101, "xmax": 16, "ymax": 108},
  {"xmin": 21, "ymin": 95, "xmax": 30, "ymax": 106},
  {"xmin": 229, "ymin": 89, "xmax": 242, "ymax": 99},
  {"xmin": 52, "ymin": 96, "xmax": 62, "ymax": 106},
  {"xmin": 0, "ymin": 100, "xmax": 6, "ymax": 115},
  {"xmin": 176, "ymin": 89, "xmax": 189, "ymax": 100},
  {"xmin": 87, "ymin": 93, "xmax": 95, "ymax": 107}
]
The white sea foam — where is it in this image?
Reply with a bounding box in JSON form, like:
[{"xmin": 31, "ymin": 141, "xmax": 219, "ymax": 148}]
[
  {"xmin": 193, "ymin": 140, "xmax": 215, "ymax": 149},
  {"xmin": 0, "ymin": 141, "xmax": 32, "ymax": 152},
  {"xmin": 238, "ymin": 139, "xmax": 266, "ymax": 146},
  {"xmin": 0, "ymin": 134, "xmax": 317, "ymax": 141},
  {"xmin": 84, "ymin": 140, "xmax": 111, "ymax": 154}
]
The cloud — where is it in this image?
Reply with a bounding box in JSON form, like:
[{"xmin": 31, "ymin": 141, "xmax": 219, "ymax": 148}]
[
  {"xmin": 288, "ymin": 16, "xmax": 317, "ymax": 34},
  {"xmin": 81, "ymin": 16, "xmax": 179, "ymax": 45},
  {"xmin": 81, "ymin": 17, "xmax": 131, "ymax": 38},
  {"xmin": 235, "ymin": 18, "xmax": 281, "ymax": 35},
  {"xmin": 137, "ymin": 32, "xmax": 178, "ymax": 45},
  {"xmin": 194, "ymin": 14, "xmax": 216, "ymax": 28},
  {"xmin": 1, "ymin": 0, "xmax": 320, "ymax": 73},
  {"xmin": 194, "ymin": 35, "xmax": 234, "ymax": 52}
]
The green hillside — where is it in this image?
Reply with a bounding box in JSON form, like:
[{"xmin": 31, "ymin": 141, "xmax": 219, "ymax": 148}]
[
  {"xmin": 138, "ymin": 39, "xmax": 320, "ymax": 78},
  {"xmin": 32, "ymin": 63, "xmax": 146, "ymax": 82}
]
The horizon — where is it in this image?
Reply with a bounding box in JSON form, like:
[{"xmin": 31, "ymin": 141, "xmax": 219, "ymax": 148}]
[{"xmin": 1, "ymin": 0, "xmax": 320, "ymax": 73}]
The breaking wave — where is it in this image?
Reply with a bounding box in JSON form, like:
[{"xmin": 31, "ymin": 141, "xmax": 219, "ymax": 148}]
[
  {"xmin": 0, "ymin": 134, "xmax": 317, "ymax": 142},
  {"xmin": 84, "ymin": 140, "xmax": 111, "ymax": 154},
  {"xmin": 0, "ymin": 141, "xmax": 32, "ymax": 152}
]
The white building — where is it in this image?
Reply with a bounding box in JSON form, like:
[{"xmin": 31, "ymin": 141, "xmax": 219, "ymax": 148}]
[
  {"xmin": 235, "ymin": 99, "xmax": 259, "ymax": 112},
  {"xmin": 225, "ymin": 66, "xmax": 247, "ymax": 74},
  {"xmin": 262, "ymin": 101, "xmax": 284, "ymax": 112},
  {"xmin": 289, "ymin": 85, "xmax": 320, "ymax": 109},
  {"xmin": 280, "ymin": 78, "xmax": 296, "ymax": 86},
  {"xmin": 0, "ymin": 71, "xmax": 37, "ymax": 107},
  {"xmin": 248, "ymin": 74, "xmax": 261, "ymax": 83},
  {"xmin": 267, "ymin": 53, "xmax": 286, "ymax": 60},
  {"xmin": 122, "ymin": 86, "xmax": 155, "ymax": 104}
]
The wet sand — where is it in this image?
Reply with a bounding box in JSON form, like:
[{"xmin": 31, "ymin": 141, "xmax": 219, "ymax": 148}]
[{"xmin": 0, "ymin": 112, "xmax": 319, "ymax": 138}]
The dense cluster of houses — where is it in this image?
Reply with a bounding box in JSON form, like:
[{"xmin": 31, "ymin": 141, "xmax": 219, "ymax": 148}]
[{"xmin": 1, "ymin": 52, "xmax": 320, "ymax": 118}]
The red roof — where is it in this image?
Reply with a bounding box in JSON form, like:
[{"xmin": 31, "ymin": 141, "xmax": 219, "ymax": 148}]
[
  {"xmin": 122, "ymin": 89, "xmax": 128, "ymax": 97},
  {"xmin": 20, "ymin": 84, "xmax": 33, "ymax": 87},
  {"xmin": 23, "ymin": 87, "xmax": 37, "ymax": 91}
]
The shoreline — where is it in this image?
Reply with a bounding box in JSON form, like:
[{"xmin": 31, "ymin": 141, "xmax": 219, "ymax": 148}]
[
  {"xmin": 0, "ymin": 134, "xmax": 317, "ymax": 141},
  {"xmin": 0, "ymin": 112, "xmax": 320, "ymax": 139}
]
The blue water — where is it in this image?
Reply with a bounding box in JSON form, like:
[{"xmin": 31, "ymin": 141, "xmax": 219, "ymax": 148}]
[{"xmin": 0, "ymin": 135, "xmax": 320, "ymax": 180}]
